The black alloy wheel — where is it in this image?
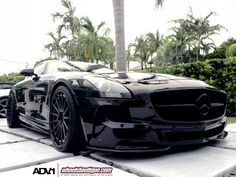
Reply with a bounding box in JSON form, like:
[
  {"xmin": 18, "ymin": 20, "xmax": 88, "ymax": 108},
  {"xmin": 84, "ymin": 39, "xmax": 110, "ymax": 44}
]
[
  {"xmin": 7, "ymin": 93, "xmax": 21, "ymax": 128},
  {"xmin": 49, "ymin": 85, "xmax": 85, "ymax": 152},
  {"xmin": 0, "ymin": 97, "xmax": 8, "ymax": 118}
]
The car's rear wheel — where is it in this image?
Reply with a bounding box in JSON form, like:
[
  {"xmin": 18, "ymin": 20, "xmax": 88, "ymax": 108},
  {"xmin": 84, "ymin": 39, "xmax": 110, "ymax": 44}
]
[
  {"xmin": 0, "ymin": 97, "xmax": 8, "ymax": 118},
  {"xmin": 49, "ymin": 86, "xmax": 85, "ymax": 153},
  {"xmin": 7, "ymin": 93, "xmax": 21, "ymax": 128}
]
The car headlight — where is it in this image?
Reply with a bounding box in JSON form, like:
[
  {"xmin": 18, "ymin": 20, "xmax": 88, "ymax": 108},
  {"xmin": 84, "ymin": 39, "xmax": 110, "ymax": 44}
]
[{"xmin": 84, "ymin": 76, "xmax": 132, "ymax": 98}]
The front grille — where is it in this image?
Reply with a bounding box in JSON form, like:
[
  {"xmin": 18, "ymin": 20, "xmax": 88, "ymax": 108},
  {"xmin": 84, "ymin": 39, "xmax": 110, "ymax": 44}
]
[{"xmin": 151, "ymin": 88, "xmax": 226, "ymax": 121}]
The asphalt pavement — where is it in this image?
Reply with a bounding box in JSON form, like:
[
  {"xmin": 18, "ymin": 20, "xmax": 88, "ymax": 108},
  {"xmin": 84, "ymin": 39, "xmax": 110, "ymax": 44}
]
[{"xmin": 0, "ymin": 118, "xmax": 236, "ymax": 177}]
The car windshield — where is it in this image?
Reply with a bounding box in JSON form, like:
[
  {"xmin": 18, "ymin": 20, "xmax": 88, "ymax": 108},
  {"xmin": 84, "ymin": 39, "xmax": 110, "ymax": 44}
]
[
  {"xmin": 45, "ymin": 61, "xmax": 81, "ymax": 74},
  {"xmin": 68, "ymin": 61, "xmax": 115, "ymax": 74},
  {"xmin": 45, "ymin": 61, "xmax": 114, "ymax": 74},
  {"xmin": 0, "ymin": 83, "xmax": 14, "ymax": 89}
]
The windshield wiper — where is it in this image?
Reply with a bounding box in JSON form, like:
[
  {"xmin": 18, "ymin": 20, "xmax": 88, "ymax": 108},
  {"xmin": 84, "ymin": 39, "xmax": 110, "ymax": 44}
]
[
  {"xmin": 87, "ymin": 65, "xmax": 107, "ymax": 72},
  {"xmin": 64, "ymin": 61, "xmax": 85, "ymax": 72}
]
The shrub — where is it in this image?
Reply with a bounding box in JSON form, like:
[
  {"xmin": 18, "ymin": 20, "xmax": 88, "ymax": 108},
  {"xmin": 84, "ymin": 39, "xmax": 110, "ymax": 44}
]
[{"xmin": 0, "ymin": 72, "xmax": 24, "ymax": 83}]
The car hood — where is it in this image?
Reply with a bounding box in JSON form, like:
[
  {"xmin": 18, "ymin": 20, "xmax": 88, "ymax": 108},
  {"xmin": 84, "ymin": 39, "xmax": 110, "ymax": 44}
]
[
  {"xmin": 83, "ymin": 72, "xmax": 214, "ymax": 94},
  {"xmin": 49, "ymin": 71, "xmax": 214, "ymax": 95},
  {"xmin": 107, "ymin": 72, "xmax": 214, "ymax": 94},
  {"xmin": 0, "ymin": 89, "xmax": 10, "ymax": 97}
]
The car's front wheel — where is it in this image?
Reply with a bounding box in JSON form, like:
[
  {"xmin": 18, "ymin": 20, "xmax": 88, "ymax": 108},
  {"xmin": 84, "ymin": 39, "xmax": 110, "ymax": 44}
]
[
  {"xmin": 7, "ymin": 93, "xmax": 21, "ymax": 128},
  {"xmin": 49, "ymin": 85, "xmax": 86, "ymax": 153}
]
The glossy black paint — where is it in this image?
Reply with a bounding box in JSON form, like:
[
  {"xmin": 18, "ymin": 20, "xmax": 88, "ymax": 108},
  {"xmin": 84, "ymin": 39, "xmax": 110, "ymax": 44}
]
[{"xmin": 10, "ymin": 60, "xmax": 227, "ymax": 152}]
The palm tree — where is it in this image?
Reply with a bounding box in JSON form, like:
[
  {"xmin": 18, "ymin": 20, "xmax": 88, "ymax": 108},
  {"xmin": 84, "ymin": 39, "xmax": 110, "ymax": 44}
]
[
  {"xmin": 52, "ymin": 0, "xmax": 80, "ymax": 37},
  {"xmin": 112, "ymin": 0, "xmax": 164, "ymax": 71},
  {"xmin": 170, "ymin": 28, "xmax": 189, "ymax": 63},
  {"xmin": 80, "ymin": 17, "xmax": 111, "ymax": 63},
  {"xmin": 112, "ymin": 0, "xmax": 125, "ymax": 71},
  {"xmin": 146, "ymin": 30, "xmax": 163, "ymax": 62},
  {"xmin": 171, "ymin": 8, "xmax": 225, "ymax": 61},
  {"xmin": 45, "ymin": 32, "xmax": 66, "ymax": 60},
  {"xmin": 126, "ymin": 44, "xmax": 134, "ymax": 71},
  {"xmin": 155, "ymin": 0, "xmax": 164, "ymax": 8},
  {"xmin": 132, "ymin": 35, "xmax": 150, "ymax": 70},
  {"xmin": 52, "ymin": 0, "xmax": 81, "ymax": 61}
]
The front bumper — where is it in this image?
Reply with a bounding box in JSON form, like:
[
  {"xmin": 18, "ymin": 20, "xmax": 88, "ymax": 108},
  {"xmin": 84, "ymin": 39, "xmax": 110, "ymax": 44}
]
[
  {"xmin": 79, "ymin": 97, "xmax": 227, "ymax": 152},
  {"xmin": 88, "ymin": 117, "xmax": 226, "ymax": 152}
]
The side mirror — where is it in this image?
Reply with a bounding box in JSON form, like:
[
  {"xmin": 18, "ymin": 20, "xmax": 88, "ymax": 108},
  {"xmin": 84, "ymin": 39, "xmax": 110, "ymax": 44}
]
[{"xmin": 20, "ymin": 69, "xmax": 34, "ymax": 77}]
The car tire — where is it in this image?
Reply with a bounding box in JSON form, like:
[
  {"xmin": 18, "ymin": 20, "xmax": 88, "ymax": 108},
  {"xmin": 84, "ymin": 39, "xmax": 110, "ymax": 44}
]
[
  {"xmin": 49, "ymin": 85, "xmax": 86, "ymax": 153},
  {"xmin": 0, "ymin": 97, "xmax": 8, "ymax": 118},
  {"xmin": 7, "ymin": 93, "xmax": 21, "ymax": 128}
]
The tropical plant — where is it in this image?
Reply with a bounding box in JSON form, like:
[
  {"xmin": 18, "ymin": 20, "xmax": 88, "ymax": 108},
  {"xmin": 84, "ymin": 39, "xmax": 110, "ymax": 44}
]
[
  {"xmin": 80, "ymin": 17, "xmax": 111, "ymax": 63},
  {"xmin": 204, "ymin": 38, "xmax": 236, "ymax": 59},
  {"xmin": 155, "ymin": 0, "xmax": 164, "ymax": 7},
  {"xmin": 45, "ymin": 32, "xmax": 66, "ymax": 60},
  {"xmin": 169, "ymin": 28, "xmax": 189, "ymax": 63},
  {"xmin": 171, "ymin": 8, "xmax": 225, "ymax": 61},
  {"xmin": 132, "ymin": 36, "xmax": 147, "ymax": 70},
  {"xmin": 219, "ymin": 38, "xmax": 236, "ymax": 52},
  {"xmin": 0, "ymin": 73, "xmax": 24, "ymax": 83},
  {"xmin": 100, "ymin": 38, "xmax": 115, "ymax": 69},
  {"xmin": 52, "ymin": 0, "xmax": 80, "ymax": 37},
  {"xmin": 146, "ymin": 30, "xmax": 163, "ymax": 62},
  {"xmin": 155, "ymin": 37, "xmax": 175, "ymax": 65},
  {"xmin": 126, "ymin": 44, "xmax": 135, "ymax": 71},
  {"xmin": 45, "ymin": 0, "xmax": 115, "ymax": 65},
  {"xmin": 226, "ymin": 43, "xmax": 236, "ymax": 57}
]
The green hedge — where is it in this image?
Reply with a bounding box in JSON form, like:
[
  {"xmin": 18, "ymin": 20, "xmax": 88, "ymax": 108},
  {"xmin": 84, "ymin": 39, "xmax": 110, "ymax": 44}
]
[
  {"xmin": 150, "ymin": 57, "xmax": 236, "ymax": 115},
  {"xmin": 0, "ymin": 72, "xmax": 24, "ymax": 83}
]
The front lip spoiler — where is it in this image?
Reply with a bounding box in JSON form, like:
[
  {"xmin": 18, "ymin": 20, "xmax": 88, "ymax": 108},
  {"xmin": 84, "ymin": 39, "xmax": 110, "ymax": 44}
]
[
  {"xmin": 86, "ymin": 145, "xmax": 171, "ymax": 153},
  {"xmin": 86, "ymin": 131, "xmax": 227, "ymax": 153}
]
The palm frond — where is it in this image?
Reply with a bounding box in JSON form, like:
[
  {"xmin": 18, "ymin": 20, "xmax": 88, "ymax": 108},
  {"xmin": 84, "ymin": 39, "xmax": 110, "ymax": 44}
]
[
  {"xmin": 51, "ymin": 12, "xmax": 63, "ymax": 21},
  {"xmin": 97, "ymin": 21, "xmax": 106, "ymax": 32},
  {"xmin": 61, "ymin": 0, "xmax": 71, "ymax": 10},
  {"xmin": 155, "ymin": 0, "xmax": 164, "ymax": 8}
]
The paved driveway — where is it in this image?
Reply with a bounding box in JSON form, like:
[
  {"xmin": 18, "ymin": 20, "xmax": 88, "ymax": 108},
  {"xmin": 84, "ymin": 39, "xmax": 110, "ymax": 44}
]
[{"xmin": 0, "ymin": 118, "xmax": 236, "ymax": 177}]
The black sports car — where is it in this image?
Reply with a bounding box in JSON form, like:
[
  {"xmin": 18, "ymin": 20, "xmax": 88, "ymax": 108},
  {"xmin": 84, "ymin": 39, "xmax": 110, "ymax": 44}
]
[{"xmin": 7, "ymin": 60, "xmax": 227, "ymax": 152}]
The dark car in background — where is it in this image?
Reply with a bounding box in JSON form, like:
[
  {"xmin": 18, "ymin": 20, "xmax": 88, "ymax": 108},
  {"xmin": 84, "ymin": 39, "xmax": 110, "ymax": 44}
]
[
  {"xmin": 7, "ymin": 60, "xmax": 227, "ymax": 152},
  {"xmin": 0, "ymin": 82, "xmax": 15, "ymax": 118}
]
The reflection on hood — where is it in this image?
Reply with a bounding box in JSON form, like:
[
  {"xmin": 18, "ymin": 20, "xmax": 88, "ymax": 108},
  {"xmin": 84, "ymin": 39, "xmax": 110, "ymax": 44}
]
[{"xmin": 107, "ymin": 72, "xmax": 188, "ymax": 84}]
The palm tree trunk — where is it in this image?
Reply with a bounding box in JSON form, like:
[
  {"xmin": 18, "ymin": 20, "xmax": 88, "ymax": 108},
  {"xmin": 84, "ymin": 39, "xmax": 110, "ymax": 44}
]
[
  {"xmin": 112, "ymin": 0, "xmax": 126, "ymax": 72},
  {"xmin": 141, "ymin": 61, "xmax": 143, "ymax": 70}
]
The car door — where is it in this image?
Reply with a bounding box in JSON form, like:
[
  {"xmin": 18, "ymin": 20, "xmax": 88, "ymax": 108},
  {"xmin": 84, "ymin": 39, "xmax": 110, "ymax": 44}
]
[{"xmin": 16, "ymin": 63, "xmax": 50, "ymax": 131}]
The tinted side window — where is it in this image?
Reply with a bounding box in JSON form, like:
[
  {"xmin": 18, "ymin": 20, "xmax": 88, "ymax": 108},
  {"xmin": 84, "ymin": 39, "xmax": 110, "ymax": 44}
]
[{"xmin": 34, "ymin": 63, "xmax": 46, "ymax": 75}]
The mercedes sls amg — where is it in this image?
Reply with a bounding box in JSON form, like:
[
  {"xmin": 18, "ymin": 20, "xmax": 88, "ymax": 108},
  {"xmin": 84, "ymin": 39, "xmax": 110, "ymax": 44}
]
[{"xmin": 7, "ymin": 60, "xmax": 227, "ymax": 152}]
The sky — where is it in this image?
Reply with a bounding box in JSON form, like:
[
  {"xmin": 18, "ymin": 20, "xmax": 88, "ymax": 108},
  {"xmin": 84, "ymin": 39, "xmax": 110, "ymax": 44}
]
[{"xmin": 0, "ymin": 0, "xmax": 235, "ymax": 74}]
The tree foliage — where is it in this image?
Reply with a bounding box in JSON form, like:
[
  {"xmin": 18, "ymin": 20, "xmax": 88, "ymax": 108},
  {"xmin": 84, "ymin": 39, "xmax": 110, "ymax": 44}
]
[
  {"xmin": 226, "ymin": 43, "xmax": 236, "ymax": 57},
  {"xmin": 44, "ymin": 0, "xmax": 115, "ymax": 67},
  {"xmin": 0, "ymin": 73, "xmax": 24, "ymax": 83},
  {"xmin": 170, "ymin": 7, "xmax": 225, "ymax": 62},
  {"xmin": 127, "ymin": 7, "xmax": 226, "ymax": 68},
  {"xmin": 128, "ymin": 31, "xmax": 163, "ymax": 70}
]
